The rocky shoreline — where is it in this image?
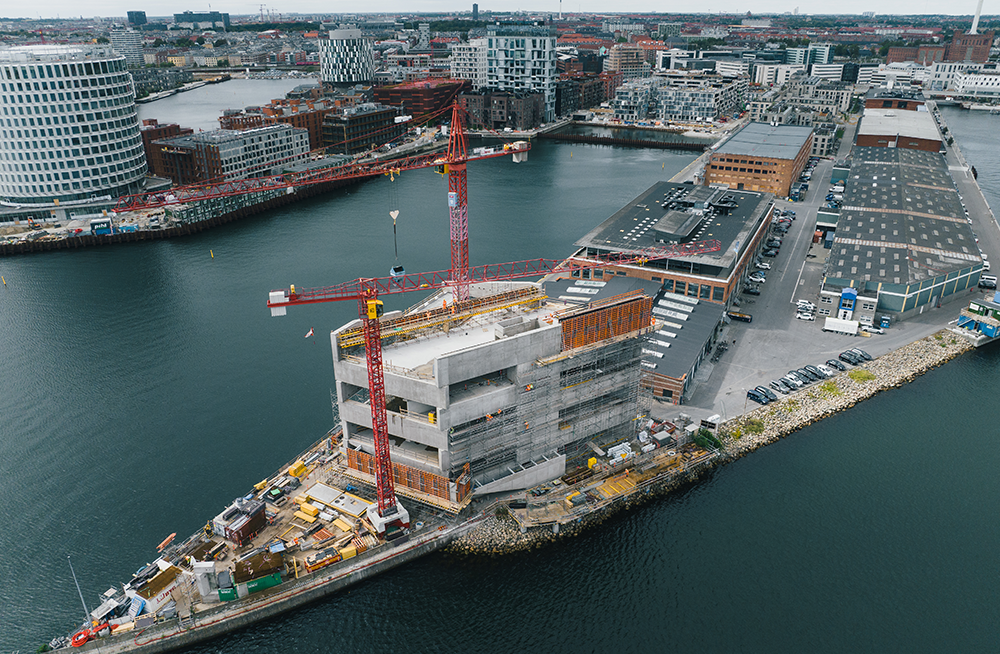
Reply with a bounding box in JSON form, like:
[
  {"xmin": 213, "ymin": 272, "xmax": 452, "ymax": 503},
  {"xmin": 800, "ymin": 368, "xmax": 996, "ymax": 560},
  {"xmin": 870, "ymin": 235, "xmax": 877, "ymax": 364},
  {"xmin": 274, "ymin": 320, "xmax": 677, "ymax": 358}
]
[{"xmin": 447, "ymin": 330, "xmax": 972, "ymax": 556}]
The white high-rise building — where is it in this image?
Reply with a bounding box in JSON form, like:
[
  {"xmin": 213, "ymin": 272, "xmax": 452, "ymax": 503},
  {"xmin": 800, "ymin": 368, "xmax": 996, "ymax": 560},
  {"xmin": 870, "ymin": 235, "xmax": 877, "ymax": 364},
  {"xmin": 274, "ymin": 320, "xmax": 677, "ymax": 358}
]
[
  {"xmin": 450, "ymin": 38, "xmax": 487, "ymax": 90},
  {"xmin": 0, "ymin": 44, "xmax": 147, "ymax": 204},
  {"xmin": 110, "ymin": 30, "xmax": 143, "ymax": 68},
  {"xmin": 319, "ymin": 25, "xmax": 374, "ymax": 85},
  {"xmin": 484, "ymin": 25, "xmax": 558, "ymax": 122}
]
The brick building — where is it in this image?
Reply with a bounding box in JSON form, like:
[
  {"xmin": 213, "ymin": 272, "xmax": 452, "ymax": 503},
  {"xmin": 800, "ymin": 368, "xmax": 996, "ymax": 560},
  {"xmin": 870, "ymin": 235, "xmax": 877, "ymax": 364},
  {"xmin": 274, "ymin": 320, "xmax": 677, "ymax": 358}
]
[
  {"xmin": 373, "ymin": 79, "xmax": 470, "ymax": 118},
  {"xmin": 322, "ymin": 103, "xmax": 408, "ymax": 154},
  {"xmin": 704, "ymin": 122, "xmax": 813, "ymax": 197},
  {"xmin": 855, "ymin": 108, "xmax": 942, "ymax": 152},
  {"xmin": 141, "ymin": 119, "xmax": 194, "ymax": 177},
  {"xmin": 219, "ymin": 99, "xmax": 339, "ymax": 151},
  {"xmin": 458, "ymin": 91, "xmax": 544, "ymax": 131}
]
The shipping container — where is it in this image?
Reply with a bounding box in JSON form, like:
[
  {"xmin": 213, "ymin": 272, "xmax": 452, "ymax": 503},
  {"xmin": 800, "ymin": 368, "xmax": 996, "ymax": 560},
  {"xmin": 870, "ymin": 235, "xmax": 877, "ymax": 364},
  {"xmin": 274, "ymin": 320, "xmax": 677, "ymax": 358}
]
[{"xmin": 339, "ymin": 545, "xmax": 357, "ymax": 560}]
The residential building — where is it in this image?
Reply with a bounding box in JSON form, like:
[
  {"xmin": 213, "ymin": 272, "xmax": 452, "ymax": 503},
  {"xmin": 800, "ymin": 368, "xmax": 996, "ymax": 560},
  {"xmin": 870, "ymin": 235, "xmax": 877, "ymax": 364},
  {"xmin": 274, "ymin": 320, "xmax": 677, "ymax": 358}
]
[
  {"xmin": 809, "ymin": 63, "xmax": 845, "ymax": 82},
  {"xmin": 149, "ymin": 124, "xmax": 309, "ymax": 185},
  {"xmin": 704, "ymin": 122, "xmax": 813, "ymax": 196},
  {"xmin": 953, "ymin": 69, "xmax": 1000, "ymax": 100},
  {"xmin": 127, "ymin": 10, "xmax": 147, "ymax": 26},
  {"xmin": 783, "ymin": 74, "xmax": 853, "ymax": 113},
  {"xmin": 319, "ymin": 25, "xmax": 374, "ymax": 86},
  {"xmin": 484, "ymin": 25, "xmax": 558, "ymax": 122},
  {"xmin": 220, "ymin": 99, "xmax": 340, "ymax": 151},
  {"xmin": 322, "ymin": 103, "xmax": 407, "ymax": 154},
  {"xmin": 925, "ymin": 61, "xmax": 984, "ymax": 92},
  {"xmin": 450, "ymin": 38, "xmax": 487, "ymax": 90},
  {"xmin": 130, "ymin": 67, "xmax": 194, "ymax": 98},
  {"xmin": 375, "ymin": 79, "xmax": 470, "ymax": 118},
  {"xmin": 811, "ymin": 123, "xmax": 836, "ymax": 157},
  {"xmin": 140, "ymin": 119, "xmax": 193, "ymax": 170},
  {"xmin": 0, "ymin": 44, "xmax": 147, "ymax": 204},
  {"xmin": 821, "ymin": 147, "xmax": 982, "ymax": 318},
  {"xmin": 110, "ymin": 30, "xmax": 144, "ymax": 68},
  {"xmin": 332, "ymin": 282, "xmax": 654, "ymax": 499},
  {"xmin": 655, "ymin": 74, "xmax": 747, "ymax": 122},
  {"xmin": 458, "ymin": 91, "xmax": 544, "ymax": 130},
  {"xmin": 604, "ymin": 43, "xmax": 649, "ymax": 79},
  {"xmin": 172, "ymin": 11, "xmax": 230, "ymax": 30},
  {"xmin": 863, "ymin": 88, "xmax": 926, "ymax": 111}
]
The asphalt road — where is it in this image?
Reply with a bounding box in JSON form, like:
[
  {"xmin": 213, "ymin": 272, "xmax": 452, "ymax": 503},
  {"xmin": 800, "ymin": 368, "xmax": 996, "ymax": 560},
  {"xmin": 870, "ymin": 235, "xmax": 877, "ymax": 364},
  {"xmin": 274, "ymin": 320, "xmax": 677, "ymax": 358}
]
[{"xmin": 653, "ymin": 125, "xmax": 993, "ymax": 425}]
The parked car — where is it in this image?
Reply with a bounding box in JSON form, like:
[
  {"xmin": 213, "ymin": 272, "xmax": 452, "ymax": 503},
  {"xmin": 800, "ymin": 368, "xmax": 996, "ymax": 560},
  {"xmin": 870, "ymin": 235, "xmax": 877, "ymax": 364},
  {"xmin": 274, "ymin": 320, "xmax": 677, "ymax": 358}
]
[
  {"xmin": 816, "ymin": 364, "xmax": 837, "ymax": 377},
  {"xmin": 742, "ymin": 286, "xmax": 761, "ymax": 296},
  {"xmin": 747, "ymin": 388, "xmax": 769, "ymax": 405},
  {"xmin": 826, "ymin": 358, "xmax": 847, "ymax": 371},
  {"xmin": 757, "ymin": 262, "xmax": 771, "ymax": 270},
  {"xmin": 839, "ymin": 351, "xmax": 862, "ymax": 365},
  {"xmin": 755, "ymin": 385, "xmax": 778, "ymax": 402},
  {"xmin": 850, "ymin": 348, "xmax": 872, "ymax": 361},
  {"xmin": 796, "ymin": 312, "xmax": 815, "ymax": 321},
  {"xmin": 749, "ymin": 272, "xmax": 766, "ymax": 283},
  {"xmin": 804, "ymin": 364, "xmax": 827, "ymax": 379},
  {"xmin": 763, "ymin": 249, "xmax": 779, "ymax": 258},
  {"xmin": 771, "ymin": 379, "xmax": 791, "ymax": 394},
  {"xmin": 861, "ymin": 325, "xmax": 885, "ymax": 335},
  {"xmin": 788, "ymin": 370, "xmax": 811, "ymax": 384},
  {"xmin": 797, "ymin": 300, "xmax": 816, "ymax": 311},
  {"xmin": 799, "ymin": 367, "xmax": 821, "ymax": 381},
  {"xmin": 780, "ymin": 375, "xmax": 802, "ymax": 389}
]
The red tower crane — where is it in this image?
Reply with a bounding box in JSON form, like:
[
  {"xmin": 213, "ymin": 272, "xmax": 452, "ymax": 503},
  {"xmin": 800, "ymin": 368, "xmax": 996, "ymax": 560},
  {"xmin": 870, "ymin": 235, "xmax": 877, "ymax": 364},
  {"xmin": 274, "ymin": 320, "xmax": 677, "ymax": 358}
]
[
  {"xmin": 445, "ymin": 104, "xmax": 472, "ymax": 300},
  {"xmin": 268, "ymin": 239, "xmax": 721, "ymax": 534}
]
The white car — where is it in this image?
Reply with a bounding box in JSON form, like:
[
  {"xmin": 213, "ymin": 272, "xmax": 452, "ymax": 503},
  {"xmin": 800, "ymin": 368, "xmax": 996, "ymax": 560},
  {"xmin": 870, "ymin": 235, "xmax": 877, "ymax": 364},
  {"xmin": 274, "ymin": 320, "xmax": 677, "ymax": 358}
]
[
  {"xmin": 781, "ymin": 375, "xmax": 803, "ymax": 389},
  {"xmin": 816, "ymin": 364, "xmax": 836, "ymax": 377},
  {"xmin": 862, "ymin": 325, "xmax": 885, "ymax": 334},
  {"xmin": 797, "ymin": 301, "xmax": 816, "ymax": 312},
  {"xmin": 796, "ymin": 312, "xmax": 816, "ymax": 321},
  {"xmin": 757, "ymin": 262, "xmax": 771, "ymax": 270}
]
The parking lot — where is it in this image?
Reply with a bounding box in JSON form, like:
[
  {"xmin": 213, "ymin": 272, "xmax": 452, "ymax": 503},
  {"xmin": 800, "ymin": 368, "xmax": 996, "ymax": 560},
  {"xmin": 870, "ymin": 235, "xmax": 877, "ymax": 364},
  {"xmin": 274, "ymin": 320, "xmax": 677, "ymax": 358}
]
[{"xmin": 657, "ymin": 154, "xmax": 971, "ymax": 424}]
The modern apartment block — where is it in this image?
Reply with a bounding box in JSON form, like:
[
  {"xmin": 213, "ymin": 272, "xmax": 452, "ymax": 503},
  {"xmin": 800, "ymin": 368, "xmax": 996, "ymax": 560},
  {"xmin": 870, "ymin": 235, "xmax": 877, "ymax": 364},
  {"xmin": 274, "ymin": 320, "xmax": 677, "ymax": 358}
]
[
  {"xmin": 321, "ymin": 103, "xmax": 407, "ymax": 154},
  {"xmin": 332, "ymin": 283, "xmax": 654, "ymax": 502},
  {"xmin": 148, "ymin": 123, "xmax": 309, "ymax": 185},
  {"xmin": 110, "ymin": 30, "xmax": 144, "ymax": 68},
  {"xmin": 0, "ymin": 44, "xmax": 147, "ymax": 203},
  {"xmin": 450, "ymin": 38, "xmax": 487, "ymax": 90},
  {"xmin": 319, "ymin": 25, "xmax": 374, "ymax": 86},
  {"xmin": 604, "ymin": 43, "xmax": 649, "ymax": 80},
  {"xmin": 484, "ymin": 25, "xmax": 558, "ymax": 122},
  {"xmin": 613, "ymin": 73, "xmax": 746, "ymax": 123}
]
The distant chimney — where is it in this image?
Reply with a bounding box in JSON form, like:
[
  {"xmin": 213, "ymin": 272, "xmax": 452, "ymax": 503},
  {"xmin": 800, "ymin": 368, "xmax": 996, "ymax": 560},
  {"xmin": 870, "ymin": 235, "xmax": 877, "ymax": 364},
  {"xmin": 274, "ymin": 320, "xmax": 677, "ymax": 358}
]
[{"xmin": 970, "ymin": 0, "xmax": 985, "ymax": 34}]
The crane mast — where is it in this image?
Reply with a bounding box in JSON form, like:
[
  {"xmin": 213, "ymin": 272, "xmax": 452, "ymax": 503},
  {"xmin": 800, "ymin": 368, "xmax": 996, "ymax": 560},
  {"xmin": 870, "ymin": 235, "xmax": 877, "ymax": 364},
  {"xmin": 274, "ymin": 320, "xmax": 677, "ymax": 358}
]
[{"xmin": 446, "ymin": 105, "xmax": 471, "ymax": 301}]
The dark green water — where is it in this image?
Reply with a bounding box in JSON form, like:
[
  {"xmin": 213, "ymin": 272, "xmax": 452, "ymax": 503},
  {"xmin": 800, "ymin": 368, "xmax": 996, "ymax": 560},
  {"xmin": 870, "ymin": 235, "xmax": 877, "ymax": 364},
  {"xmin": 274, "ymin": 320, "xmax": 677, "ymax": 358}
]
[{"xmin": 2, "ymin": 103, "xmax": 998, "ymax": 653}]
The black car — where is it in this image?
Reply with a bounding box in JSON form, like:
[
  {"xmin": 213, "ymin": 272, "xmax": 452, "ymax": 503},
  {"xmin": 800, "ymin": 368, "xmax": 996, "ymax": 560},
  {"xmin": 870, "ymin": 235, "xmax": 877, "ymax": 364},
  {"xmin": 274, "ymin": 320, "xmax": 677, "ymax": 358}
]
[
  {"xmin": 742, "ymin": 286, "xmax": 761, "ymax": 296},
  {"xmin": 763, "ymin": 249, "xmax": 779, "ymax": 258},
  {"xmin": 804, "ymin": 364, "xmax": 828, "ymax": 379},
  {"xmin": 755, "ymin": 385, "xmax": 778, "ymax": 402},
  {"xmin": 825, "ymin": 358, "xmax": 847, "ymax": 371},
  {"xmin": 850, "ymin": 348, "xmax": 873, "ymax": 361},
  {"xmin": 747, "ymin": 389, "xmax": 769, "ymax": 405},
  {"xmin": 766, "ymin": 240, "xmax": 782, "ymax": 248},
  {"xmin": 798, "ymin": 367, "xmax": 821, "ymax": 381},
  {"xmin": 839, "ymin": 351, "xmax": 861, "ymax": 365}
]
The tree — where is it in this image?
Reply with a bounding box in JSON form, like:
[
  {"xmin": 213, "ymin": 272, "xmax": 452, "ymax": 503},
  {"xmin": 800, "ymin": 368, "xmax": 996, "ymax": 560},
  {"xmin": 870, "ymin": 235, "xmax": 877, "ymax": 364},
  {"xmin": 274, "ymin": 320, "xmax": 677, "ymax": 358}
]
[
  {"xmin": 879, "ymin": 40, "xmax": 905, "ymax": 58},
  {"xmin": 214, "ymin": 38, "xmax": 227, "ymax": 47},
  {"xmin": 195, "ymin": 36, "xmax": 205, "ymax": 45},
  {"xmin": 95, "ymin": 36, "xmax": 109, "ymax": 43},
  {"xmin": 217, "ymin": 59, "xmax": 229, "ymax": 67},
  {"xmin": 152, "ymin": 38, "xmax": 165, "ymax": 47}
]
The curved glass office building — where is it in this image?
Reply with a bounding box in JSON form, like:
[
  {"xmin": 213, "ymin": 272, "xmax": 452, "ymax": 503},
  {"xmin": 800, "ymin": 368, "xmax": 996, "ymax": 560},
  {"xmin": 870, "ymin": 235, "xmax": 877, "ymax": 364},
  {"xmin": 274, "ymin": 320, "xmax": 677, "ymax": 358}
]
[{"xmin": 0, "ymin": 44, "xmax": 147, "ymax": 204}]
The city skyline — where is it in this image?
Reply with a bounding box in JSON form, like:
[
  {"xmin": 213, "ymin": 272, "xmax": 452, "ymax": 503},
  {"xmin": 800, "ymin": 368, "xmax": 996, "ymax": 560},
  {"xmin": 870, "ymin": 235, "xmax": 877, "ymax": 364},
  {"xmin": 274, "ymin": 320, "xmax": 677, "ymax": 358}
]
[{"xmin": 3, "ymin": 1, "xmax": 994, "ymax": 21}]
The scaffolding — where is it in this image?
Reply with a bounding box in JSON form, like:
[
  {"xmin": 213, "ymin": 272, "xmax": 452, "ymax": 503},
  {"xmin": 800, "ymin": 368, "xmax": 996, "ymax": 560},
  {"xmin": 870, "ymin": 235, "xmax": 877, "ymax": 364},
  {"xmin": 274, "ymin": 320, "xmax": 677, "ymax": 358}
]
[{"xmin": 448, "ymin": 292, "xmax": 655, "ymax": 489}]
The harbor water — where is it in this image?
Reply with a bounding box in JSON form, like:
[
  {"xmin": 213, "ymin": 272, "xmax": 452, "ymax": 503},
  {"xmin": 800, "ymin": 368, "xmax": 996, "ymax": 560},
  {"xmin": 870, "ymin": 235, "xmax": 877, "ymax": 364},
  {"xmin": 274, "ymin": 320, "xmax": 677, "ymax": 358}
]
[{"xmin": 1, "ymin": 84, "xmax": 999, "ymax": 652}]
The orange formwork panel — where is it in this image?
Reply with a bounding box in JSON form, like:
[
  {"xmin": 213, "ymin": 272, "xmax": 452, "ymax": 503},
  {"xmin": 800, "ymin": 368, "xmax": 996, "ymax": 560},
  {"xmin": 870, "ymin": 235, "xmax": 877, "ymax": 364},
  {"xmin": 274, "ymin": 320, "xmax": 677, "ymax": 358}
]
[
  {"xmin": 347, "ymin": 449, "xmax": 469, "ymax": 502},
  {"xmin": 560, "ymin": 294, "xmax": 653, "ymax": 351}
]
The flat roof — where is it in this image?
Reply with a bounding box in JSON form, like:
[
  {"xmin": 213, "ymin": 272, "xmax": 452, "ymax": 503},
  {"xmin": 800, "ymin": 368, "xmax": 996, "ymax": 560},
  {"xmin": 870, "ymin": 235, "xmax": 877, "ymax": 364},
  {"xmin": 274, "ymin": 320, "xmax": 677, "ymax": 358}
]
[
  {"xmin": 574, "ymin": 180, "xmax": 773, "ymax": 274},
  {"xmin": 544, "ymin": 276, "xmax": 662, "ymax": 307},
  {"xmin": 643, "ymin": 290, "xmax": 725, "ymax": 379},
  {"xmin": 858, "ymin": 108, "xmax": 941, "ymax": 142},
  {"xmin": 714, "ymin": 122, "xmax": 813, "ymax": 160},
  {"xmin": 827, "ymin": 147, "xmax": 981, "ymax": 286}
]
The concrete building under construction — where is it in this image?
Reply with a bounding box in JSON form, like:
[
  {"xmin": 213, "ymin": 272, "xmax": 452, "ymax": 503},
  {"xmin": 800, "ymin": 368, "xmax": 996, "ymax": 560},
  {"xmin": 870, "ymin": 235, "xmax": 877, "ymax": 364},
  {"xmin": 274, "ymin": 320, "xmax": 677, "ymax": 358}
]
[{"xmin": 331, "ymin": 281, "xmax": 654, "ymax": 506}]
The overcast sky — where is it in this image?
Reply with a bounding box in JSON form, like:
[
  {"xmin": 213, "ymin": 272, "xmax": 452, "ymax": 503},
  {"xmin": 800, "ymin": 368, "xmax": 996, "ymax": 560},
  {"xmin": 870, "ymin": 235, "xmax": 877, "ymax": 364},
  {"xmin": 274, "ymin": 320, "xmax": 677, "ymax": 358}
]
[{"xmin": 13, "ymin": 0, "xmax": 991, "ymax": 21}]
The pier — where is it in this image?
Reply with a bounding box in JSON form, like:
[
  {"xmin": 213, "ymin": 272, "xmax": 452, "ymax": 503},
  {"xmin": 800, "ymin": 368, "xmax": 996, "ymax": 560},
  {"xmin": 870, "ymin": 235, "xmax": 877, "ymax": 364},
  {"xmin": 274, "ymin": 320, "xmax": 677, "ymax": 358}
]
[{"xmin": 537, "ymin": 131, "xmax": 708, "ymax": 151}]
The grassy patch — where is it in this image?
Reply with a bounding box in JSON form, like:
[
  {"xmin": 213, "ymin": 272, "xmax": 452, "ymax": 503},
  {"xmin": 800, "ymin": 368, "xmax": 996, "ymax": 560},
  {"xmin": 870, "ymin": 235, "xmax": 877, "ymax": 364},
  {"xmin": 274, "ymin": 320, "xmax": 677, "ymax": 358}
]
[
  {"xmin": 743, "ymin": 419, "xmax": 765, "ymax": 435},
  {"xmin": 934, "ymin": 333, "xmax": 943, "ymax": 341},
  {"xmin": 819, "ymin": 380, "xmax": 842, "ymax": 397},
  {"xmin": 848, "ymin": 369, "xmax": 876, "ymax": 383},
  {"xmin": 785, "ymin": 398, "xmax": 800, "ymax": 411}
]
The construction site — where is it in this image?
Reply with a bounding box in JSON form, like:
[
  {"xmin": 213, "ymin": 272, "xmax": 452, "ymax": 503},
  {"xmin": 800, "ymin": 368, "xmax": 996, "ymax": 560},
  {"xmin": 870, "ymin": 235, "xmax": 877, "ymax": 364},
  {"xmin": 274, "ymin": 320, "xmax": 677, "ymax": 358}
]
[
  {"xmin": 333, "ymin": 281, "xmax": 657, "ymax": 510},
  {"xmin": 53, "ymin": 103, "xmax": 727, "ymax": 653}
]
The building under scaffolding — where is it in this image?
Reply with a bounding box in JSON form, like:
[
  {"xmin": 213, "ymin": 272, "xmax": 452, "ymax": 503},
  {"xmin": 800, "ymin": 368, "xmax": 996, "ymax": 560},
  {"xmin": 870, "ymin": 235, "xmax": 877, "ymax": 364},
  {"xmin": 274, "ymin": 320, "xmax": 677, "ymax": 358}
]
[{"xmin": 331, "ymin": 281, "xmax": 654, "ymax": 505}]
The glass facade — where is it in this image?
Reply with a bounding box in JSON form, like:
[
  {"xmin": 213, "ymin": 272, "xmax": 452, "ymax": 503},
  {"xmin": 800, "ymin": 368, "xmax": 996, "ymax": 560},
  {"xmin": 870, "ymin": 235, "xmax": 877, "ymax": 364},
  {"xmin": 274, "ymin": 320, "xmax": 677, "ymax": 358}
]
[{"xmin": 0, "ymin": 45, "xmax": 147, "ymax": 204}]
